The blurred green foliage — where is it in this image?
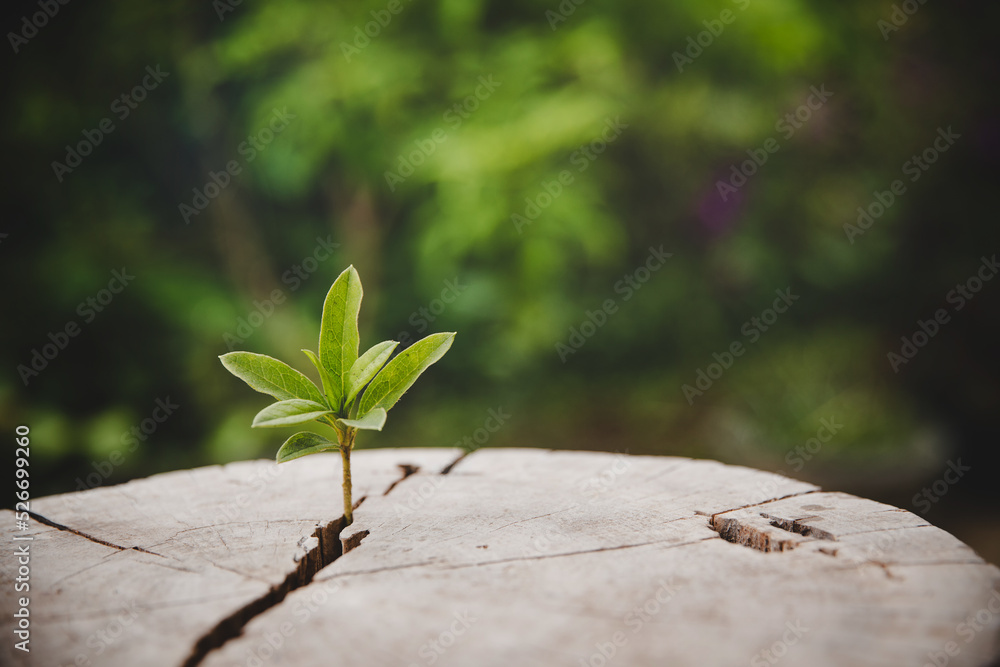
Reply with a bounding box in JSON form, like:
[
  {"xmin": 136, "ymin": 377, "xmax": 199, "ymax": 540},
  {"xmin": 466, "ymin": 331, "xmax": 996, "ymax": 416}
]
[{"xmin": 2, "ymin": 0, "xmax": 998, "ymax": 497}]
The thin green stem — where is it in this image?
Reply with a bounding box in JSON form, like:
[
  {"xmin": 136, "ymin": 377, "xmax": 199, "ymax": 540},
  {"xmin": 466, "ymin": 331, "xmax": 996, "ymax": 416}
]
[
  {"xmin": 322, "ymin": 414, "xmax": 356, "ymax": 525},
  {"xmin": 340, "ymin": 441, "xmax": 353, "ymax": 525}
]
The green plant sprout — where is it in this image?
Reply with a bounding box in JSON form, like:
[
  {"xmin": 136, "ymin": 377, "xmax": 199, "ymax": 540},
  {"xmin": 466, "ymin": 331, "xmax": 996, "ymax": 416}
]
[{"xmin": 219, "ymin": 265, "xmax": 455, "ymax": 525}]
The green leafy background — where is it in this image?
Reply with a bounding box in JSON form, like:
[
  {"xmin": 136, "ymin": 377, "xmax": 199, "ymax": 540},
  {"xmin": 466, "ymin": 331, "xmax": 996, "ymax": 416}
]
[{"xmin": 1, "ymin": 0, "xmax": 997, "ymax": 560}]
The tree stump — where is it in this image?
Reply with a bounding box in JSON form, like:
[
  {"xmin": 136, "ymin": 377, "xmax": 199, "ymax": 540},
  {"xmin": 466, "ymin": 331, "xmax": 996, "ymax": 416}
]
[{"xmin": 3, "ymin": 448, "xmax": 999, "ymax": 667}]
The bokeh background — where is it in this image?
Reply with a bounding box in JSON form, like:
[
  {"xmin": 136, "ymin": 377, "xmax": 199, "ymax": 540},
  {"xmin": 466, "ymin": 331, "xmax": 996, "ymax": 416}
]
[{"xmin": 2, "ymin": 0, "xmax": 998, "ymax": 562}]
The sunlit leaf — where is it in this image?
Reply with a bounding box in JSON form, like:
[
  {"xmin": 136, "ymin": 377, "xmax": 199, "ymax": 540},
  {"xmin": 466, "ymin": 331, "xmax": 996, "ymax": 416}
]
[
  {"xmin": 338, "ymin": 407, "xmax": 387, "ymax": 431},
  {"xmin": 359, "ymin": 333, "xmax": 455, "ymax": 416},
  {"xmin": 318, "ymin": 265, "xmax": 362, "ymax": 411},
  {"xmin": 220, "ymin": 352, "xmax": 324, "ymax": 404},
  {"xmin": 252, "ymin": 399, "xmax": 333, "ymax": 428},
  {"xmin": 346, "ymin": 341, "xmax": 398, "ymax": 407},
  {"xmin": 275, "ymin": 432, "xmax": 338, "ymax": 463},
  {"xmin": 302, "ymin": 349, "xmax": 337, "ymax": 408}
]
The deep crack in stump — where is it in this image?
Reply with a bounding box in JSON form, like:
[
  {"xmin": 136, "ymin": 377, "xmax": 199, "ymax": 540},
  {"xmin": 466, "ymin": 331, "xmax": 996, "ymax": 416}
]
[{"xmin": 181, "ymin": 516, "xmax": 348, "ymax": 667}]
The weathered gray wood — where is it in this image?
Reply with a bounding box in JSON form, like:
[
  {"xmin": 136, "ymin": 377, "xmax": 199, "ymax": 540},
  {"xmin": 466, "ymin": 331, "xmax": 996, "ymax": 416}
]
[
  {"xmin": 0, "ymin": 448, "xmax": 461, "ymax": 667},
  {"xmin": 4, "ymin": 448, "xmax": 999, "ymax": 667}
]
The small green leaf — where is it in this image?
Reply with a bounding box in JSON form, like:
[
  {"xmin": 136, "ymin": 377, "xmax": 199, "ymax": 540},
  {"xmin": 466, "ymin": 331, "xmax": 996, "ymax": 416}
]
[
  {"xmin": 252, "ymin": 399, "xmax": 333, "ymax": 428},
  {"xmin": 318, "ymin": 266, "xmax": 362, "ymax": 411},
  {"xmin": 302, "ymin": 349, "xmax": 337, "ymax": 408},
  {"xmin": 220, "ymin": 352, "xmax": 325, "ymax": 404},
  {"xmin": 338, "ymin": 407, "xmax": 387, "ymax": 432},
  {"xmin": 345, "ymin": 341, "xmax": 398, "ymax": 407},
  {"xmin": 358, "ymin": 332, "xmax": 455, "ymax": 416},
  {"xmin": 275, "ymin": 432, "xmax": 338, "ymax": 463}
]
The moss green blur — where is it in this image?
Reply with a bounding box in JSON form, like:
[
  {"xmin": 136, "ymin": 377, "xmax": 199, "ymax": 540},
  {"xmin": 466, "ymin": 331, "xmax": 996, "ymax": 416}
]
[{"xmin": 2, "ymin": 0, "xmax": 997, "ymax": 497}]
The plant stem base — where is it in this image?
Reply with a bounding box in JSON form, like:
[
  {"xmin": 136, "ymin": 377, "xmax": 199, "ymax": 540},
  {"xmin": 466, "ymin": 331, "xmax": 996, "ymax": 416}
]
[{"xmin": 340, "ymin": 443, "xmax": 353, "ymax": 525}]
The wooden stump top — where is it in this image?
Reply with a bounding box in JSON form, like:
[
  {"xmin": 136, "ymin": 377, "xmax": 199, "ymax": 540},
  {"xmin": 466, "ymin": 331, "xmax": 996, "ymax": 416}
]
[{"xmin": 3, "ymin": 448, "xmax": 999, "ymax": 667}]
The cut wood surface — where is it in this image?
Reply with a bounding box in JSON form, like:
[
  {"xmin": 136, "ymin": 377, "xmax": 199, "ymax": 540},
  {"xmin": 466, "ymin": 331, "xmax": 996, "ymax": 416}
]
[{"xmin": 3, "ymin": 448, "xmax": 999, "ymax": 667}]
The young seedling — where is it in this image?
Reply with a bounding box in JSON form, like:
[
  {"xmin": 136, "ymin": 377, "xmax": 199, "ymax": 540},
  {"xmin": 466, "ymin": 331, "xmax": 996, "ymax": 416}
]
[{"xmin": 219, "ymin": 265, "xmax": 455, "ymax": 524}]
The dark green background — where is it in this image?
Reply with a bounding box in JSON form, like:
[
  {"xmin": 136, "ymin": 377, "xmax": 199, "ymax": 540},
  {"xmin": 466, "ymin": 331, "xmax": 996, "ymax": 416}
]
[{"xmin": 2, "ymin": 0, "xmax": 998, "ymax": 561}]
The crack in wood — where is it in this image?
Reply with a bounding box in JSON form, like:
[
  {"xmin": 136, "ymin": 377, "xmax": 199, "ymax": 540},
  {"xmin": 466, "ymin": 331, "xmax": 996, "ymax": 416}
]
[
  {"xmin": 322, "ymin": 535, "xmax": 717, "ymax": 582},
  {"xmin": 438, "ymin": 536, "xmax": 718, "ymax": 570},
  {"xmin": 343, "ymin": 529, "xmax": 370, "ymax": 553},
  {"xmin": 707, "ymin": 491, "xmax": 835, "ymax": 553},
  {"xmin": 342, "ymin": 454, "xmax": 467, "ymax": 553},
  {"xmin": 180, "ymin": 514, "xmax": 350, "ymax": 667},
  {"xmin": 708, "ymin": 489, "xmax": 820, "ymax": 523},
  {"xmin": 28, "ymin": 511, "xmax": 163, "ymax": 556},
  {"xmin": 15, "ymin": 450, "xmax": 1000, "ymax": 667},
  {"xmin": 382, "ymin": 464, "xmax": 420, "ymax": 495},
  {"xmin": 182, "ymin": 458, "xmax": 430, "ymax": 667},
  {"xmin": 711, "ymin": 515, "xmax": 801, "ymax": 553},
  {"xmin": 439, "ymin": 450, "xmax": 469, "ymax": 475},
  {"xmin": 32, "ymin": 592, "xmax": 258, "ymax": 623},
  {"xmin": 761, "ymin": 513, "xmax": 836, "ymax": 541},
  {"xmin": 711, "ymin": 507, "xmax": 839, "ymax": 553}
]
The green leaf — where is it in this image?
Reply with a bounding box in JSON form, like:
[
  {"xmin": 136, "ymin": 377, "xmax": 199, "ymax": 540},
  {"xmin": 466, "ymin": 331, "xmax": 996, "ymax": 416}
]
[
  {"xmin": 302, "ymin": 349, "xmax": 337, "ymax": 408},
  {"xmin": 337, "ymin": 407, "xmax": 387, "ymax": 432},
  {"xmin": 275, "ymin": 432, "xmax": 338, "ymax": 463},
  {"xmin": 318, "ymin": 266, "xmax": 362, "ymax": 412},
  {"xmin": 220, "ymin": 352, "xmax": 325, "ymax": 404},
  {"xmin": 358, "ymin": 332, "xmax": 455, "ymax": 416},
  {"xmin": 345, "ymin": 341, "xmax": 398, "ymax": 407},
  {"xmin": 252, "ymin": 399, "xmax": 333, "ymax": 428}
]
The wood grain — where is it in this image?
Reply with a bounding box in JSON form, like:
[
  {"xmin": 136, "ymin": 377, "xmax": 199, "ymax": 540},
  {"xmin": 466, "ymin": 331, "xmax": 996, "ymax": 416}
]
[
  {"xmin": 4, "ymin": 448, "xmax": 998, "ymax": 667},
  {"xmin": 0, "ymin": 448, "xmax": 460, "ymax": 667}
]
